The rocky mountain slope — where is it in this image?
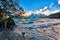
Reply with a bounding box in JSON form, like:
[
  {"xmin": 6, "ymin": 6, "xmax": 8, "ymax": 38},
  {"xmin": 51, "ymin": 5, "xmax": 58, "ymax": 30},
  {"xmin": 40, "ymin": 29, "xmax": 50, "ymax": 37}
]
[{"xmin": 48, "ymin": 12, "xmax": 60, "ymax": 18}]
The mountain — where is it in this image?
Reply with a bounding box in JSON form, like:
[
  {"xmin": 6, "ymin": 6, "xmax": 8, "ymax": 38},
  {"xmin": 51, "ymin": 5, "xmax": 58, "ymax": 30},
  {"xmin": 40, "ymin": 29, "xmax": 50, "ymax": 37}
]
[
  {"xmin": 48, "ymin": 12, "xmax": 60, "ymax": 18},
  {"xmin": 28, "ymin": 13, "xmax": 46, "ymax": 18}
]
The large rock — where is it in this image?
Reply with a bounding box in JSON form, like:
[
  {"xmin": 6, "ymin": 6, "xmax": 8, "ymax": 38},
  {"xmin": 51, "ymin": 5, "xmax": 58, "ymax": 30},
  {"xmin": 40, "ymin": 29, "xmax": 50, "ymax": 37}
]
[
  {"xmin": 5, "ymin": 17, "xmax": 15, "ymax": 30},
  {"xmin": 0, "ymin": 17, "xmax": 15, "ymax": 31}
]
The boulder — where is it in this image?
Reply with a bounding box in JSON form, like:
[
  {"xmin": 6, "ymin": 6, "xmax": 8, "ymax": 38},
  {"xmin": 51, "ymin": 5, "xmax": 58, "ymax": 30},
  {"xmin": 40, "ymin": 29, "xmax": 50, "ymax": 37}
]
[{"xmin": 0, "ymin": 17, "xmax": 15, "ymax": 31}]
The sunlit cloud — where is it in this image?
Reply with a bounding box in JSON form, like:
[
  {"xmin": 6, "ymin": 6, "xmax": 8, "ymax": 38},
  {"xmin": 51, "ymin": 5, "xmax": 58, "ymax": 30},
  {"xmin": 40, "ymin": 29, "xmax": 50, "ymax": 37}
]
[
  {"xmin": 23, "ymin": 9, "xmax": 60, "ymax": 17},
  {"xmin": 34, "ymin": 10, "xmax": 42, "ymax": 14},
  {"xmin": 22, "ymin": 11, "xmax": 32, "ymax": 17},
  {"xmin": 33, "ymin": 9, "xmax": 51, "ymax": 16}
]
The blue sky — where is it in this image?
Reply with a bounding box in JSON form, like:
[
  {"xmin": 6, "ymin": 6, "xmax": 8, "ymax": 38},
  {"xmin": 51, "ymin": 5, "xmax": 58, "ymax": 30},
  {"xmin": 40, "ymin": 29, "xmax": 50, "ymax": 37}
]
[{"xmin": 18, "ymin": 0, "xmax": 60, "ymax": 11}]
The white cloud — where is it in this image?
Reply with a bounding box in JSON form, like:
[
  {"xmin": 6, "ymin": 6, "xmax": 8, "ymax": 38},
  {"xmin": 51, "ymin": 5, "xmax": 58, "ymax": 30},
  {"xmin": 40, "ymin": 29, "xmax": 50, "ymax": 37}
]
[
  {"xmin": 58, "ymin": 0, "xmax": 60, "ymax": 4},
  {"xmin": 42, "ymin": 6, "xmax": 48, "ymax": 10},
  {"xmin": 49, "ymin": 3, "xmax": 54, "ymax": 8}
]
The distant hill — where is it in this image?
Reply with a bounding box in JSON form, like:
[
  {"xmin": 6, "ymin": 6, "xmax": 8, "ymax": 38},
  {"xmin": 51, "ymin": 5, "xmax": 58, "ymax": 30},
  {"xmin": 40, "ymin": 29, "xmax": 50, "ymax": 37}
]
[{"xmin": 47, "ymin": 12, "xmax": 60, "ymax": 18}]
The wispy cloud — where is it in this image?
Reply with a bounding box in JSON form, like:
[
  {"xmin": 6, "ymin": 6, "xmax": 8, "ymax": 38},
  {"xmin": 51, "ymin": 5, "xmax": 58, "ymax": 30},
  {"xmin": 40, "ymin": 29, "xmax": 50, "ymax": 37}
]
[
  {"xmin": 39, "ymin": 6, "xmax": 48, "ymax": 12},
  {"xmin": 42, "ymin": 6, "xmax": 48, "ymax": 11},
  {"xmin": 49, "ymin": 3, "xmax": 54, "ymax": 8}
]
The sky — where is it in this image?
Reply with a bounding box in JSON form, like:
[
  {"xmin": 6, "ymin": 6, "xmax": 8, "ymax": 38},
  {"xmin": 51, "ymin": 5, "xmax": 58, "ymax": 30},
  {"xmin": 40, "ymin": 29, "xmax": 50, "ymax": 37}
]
[{"xmin": 18, "ymin": 0, "xmax": 60, "ymax": 11}]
